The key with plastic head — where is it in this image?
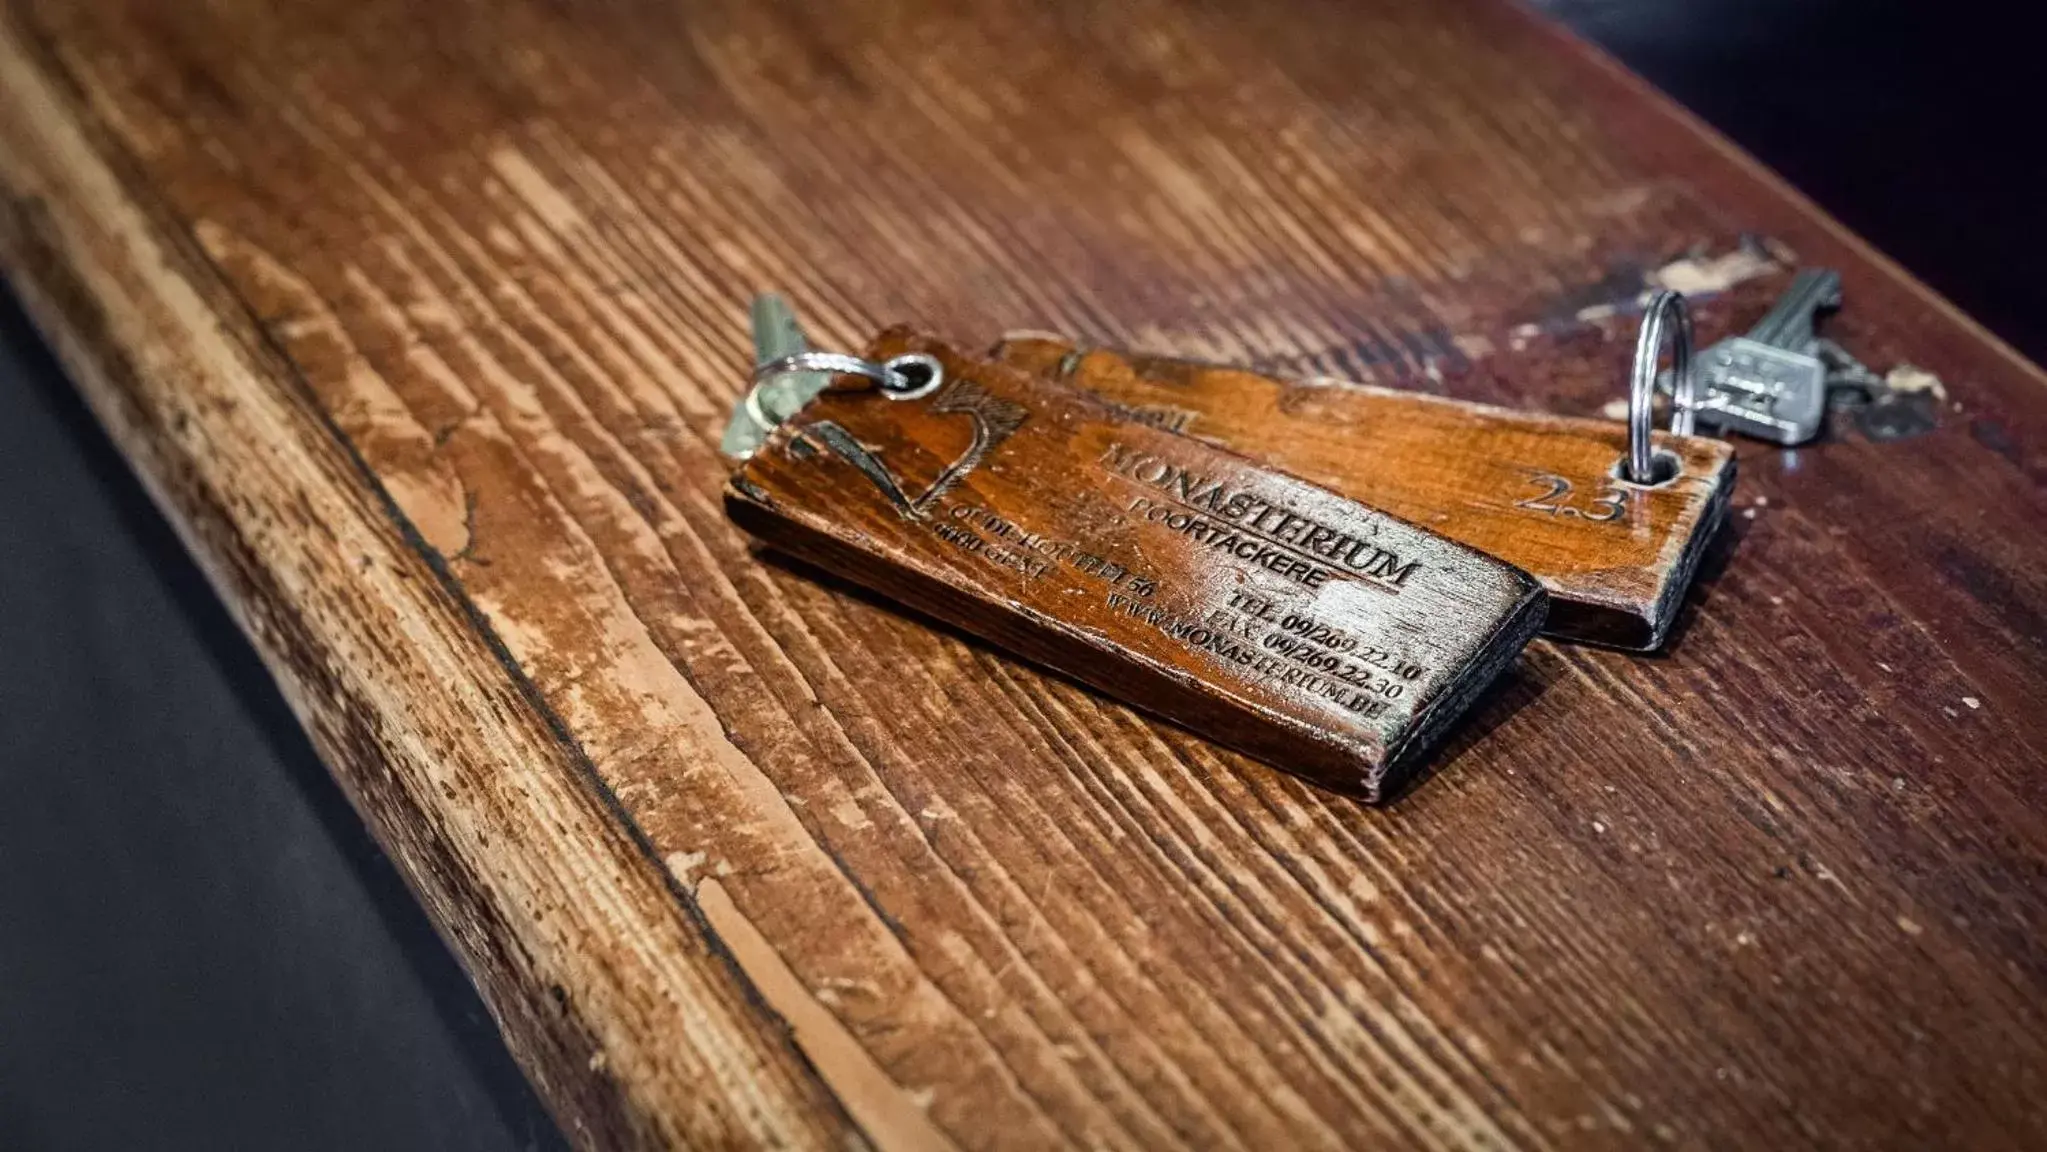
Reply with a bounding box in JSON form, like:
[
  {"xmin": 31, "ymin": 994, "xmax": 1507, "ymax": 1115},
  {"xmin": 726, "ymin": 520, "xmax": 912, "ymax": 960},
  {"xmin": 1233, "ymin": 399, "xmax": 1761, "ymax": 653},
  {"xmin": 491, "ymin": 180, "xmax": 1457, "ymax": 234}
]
[
  {"xmin": 1689, "ymin": 268, "xmax": 1842, "ymax": 445},
  {"xmin": 720, "ymin": 294, "xmax": 833, "ymax": 459}
]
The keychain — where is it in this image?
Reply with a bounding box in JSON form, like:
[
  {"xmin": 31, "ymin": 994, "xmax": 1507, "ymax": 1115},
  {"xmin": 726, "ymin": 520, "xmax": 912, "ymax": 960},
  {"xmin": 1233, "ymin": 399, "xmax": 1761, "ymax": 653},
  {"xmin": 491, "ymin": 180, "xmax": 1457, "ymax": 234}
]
[
  {"xmin": 993, "ymin": 291, "xmax": 1732, "ymax": 650},
  {"xmin": 722, "ymin": 305, "xmax": 1547, "ymax": 802}
]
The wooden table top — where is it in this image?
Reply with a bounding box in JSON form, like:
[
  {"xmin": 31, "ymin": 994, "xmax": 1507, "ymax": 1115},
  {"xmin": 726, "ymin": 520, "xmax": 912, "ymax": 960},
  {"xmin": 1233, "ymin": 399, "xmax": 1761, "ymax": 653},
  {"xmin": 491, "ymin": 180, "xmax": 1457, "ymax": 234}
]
[{"xmin": 3, "ymin": 0, "xmax": 2043, "ymax": 1147}]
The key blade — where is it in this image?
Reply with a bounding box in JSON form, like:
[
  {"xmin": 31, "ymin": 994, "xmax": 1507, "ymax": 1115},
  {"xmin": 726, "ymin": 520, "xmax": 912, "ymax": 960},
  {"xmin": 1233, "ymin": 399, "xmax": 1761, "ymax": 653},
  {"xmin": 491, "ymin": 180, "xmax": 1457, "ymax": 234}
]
[
  {"xmin": 721, "ymin": 293, "xmax": 831, "ymax": 459},
  {"xmin": 1746, "ymin": 268, "xmax": 1842, "ymax": 349},
  {"xmin": 751, "ymin": 292, "xmax": 810, "ymax": 365},
  {"xmin": 750, "ymin": 295, "xmax": 836, "ymax": 428}
]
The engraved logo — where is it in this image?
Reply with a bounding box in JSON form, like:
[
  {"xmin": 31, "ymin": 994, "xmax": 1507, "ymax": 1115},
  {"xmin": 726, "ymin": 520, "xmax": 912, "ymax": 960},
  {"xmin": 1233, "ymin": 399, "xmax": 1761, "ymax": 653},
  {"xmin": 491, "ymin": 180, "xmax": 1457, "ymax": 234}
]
[{"xmin": 795, "ymin": 380, "xmax": 1028, "ymax": 520}]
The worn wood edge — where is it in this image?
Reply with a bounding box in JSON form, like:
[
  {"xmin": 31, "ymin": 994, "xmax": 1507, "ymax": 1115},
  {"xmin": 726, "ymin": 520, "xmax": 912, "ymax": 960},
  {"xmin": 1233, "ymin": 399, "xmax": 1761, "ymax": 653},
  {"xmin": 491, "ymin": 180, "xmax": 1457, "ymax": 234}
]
[
  {"xmin": 1544, "ymin": 455, "xmax": 1734, "ymax": 651},
  {"xmin": 0, "ymin": 17, "xmax": 876, "ymax": 1151},
  {"xmin": 1381, "ymin": 580, "xmax": 1547, "ymax": 799},
  {"xmin": 1511, "ymin": 0, "xmax": 2047, "ymax": 388}
]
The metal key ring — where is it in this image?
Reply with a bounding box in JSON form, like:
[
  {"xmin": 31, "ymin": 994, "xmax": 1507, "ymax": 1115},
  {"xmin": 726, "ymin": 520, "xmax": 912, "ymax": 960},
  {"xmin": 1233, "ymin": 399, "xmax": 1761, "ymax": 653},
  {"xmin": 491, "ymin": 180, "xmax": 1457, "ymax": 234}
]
[
  {"xmin": 751, "ymin": 350, "xmax": 944, "ymax": 400},
  {"xmin": 1624, "ymin": 289, "xmax": 1696, "ymax": 484}
]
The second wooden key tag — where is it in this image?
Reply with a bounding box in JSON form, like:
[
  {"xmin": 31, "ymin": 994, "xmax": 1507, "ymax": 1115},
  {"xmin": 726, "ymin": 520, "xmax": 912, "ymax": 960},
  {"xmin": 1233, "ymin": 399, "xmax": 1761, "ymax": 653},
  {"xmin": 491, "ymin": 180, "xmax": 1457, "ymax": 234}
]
[
  {"xmin": 726, "ymin": 329, "xmax": 1547, "ymax": 801},
  {"xmin": 993, "ymin": 309, "xmax": 1736, "ymax": 650}
]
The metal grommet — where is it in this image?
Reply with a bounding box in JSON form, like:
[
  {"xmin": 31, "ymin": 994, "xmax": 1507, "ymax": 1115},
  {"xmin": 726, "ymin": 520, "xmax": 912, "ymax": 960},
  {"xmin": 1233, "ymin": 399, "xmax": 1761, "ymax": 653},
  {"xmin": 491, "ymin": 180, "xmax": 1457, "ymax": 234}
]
[
  {"xmin": 879, "ymin": 352, "xmax": 944, "ymax": 400},
  {"xmin": 750, "ymin": 350, "xmax": 945, "ymax": 400},
  {"xmin": 1624, "ymin": 289, "xmax": 1695, "ymax": 484}
]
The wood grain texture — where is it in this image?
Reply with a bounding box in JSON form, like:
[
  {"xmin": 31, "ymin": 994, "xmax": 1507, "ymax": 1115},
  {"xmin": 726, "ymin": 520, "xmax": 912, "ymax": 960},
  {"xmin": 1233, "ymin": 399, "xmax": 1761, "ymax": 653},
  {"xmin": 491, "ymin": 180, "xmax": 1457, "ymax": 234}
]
[
  {"xmin": 3, "ymin": 0, "xmax": 2046, "ymax": 1148},
  {"xmin": 727, "ymin": 330, "xmax": 1546, "ymax": 801},
  {"xmin": 993, "ymin": 334, "xmax": 1735, "ymax": 649}
]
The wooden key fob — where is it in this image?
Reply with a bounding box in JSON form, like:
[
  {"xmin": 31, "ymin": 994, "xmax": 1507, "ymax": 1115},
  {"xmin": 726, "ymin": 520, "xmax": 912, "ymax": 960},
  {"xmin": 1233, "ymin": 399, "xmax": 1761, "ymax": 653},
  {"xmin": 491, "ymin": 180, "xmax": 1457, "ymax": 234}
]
[
  {"xmin": 993, "ymin": 333, "xmax": 1736, "ymax": 650},
  {"xmin": 726, "ymin": 330, "xmax": 1547, "ymax": 801}
]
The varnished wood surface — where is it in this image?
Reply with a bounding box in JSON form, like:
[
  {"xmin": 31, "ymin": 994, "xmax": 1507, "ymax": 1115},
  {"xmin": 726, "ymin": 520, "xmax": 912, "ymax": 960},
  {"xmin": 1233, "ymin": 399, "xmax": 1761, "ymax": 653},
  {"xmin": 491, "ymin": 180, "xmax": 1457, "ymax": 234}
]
[
  {"xmin": 3, "ymin": 0, "xmax": 2046, "ymax": 1148},
  {"xmin": 729, "ymin": 331, "xmax": 1546, "ymax": 801},
  {"xmin": 994, "ymin": 334, "xmax": 1735, "ymax": 649}
]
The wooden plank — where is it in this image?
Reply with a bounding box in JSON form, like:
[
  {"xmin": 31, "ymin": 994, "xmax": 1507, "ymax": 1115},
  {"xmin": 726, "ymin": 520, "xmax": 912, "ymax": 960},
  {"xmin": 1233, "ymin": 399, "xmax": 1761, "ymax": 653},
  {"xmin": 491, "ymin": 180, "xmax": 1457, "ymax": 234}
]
[
  {"xmin": 726, "ymin": 330, "xmax": 1548, "ymax": 801},
  {"xmin": 0, "ymin": 17, "xmax": 865, "ymax": 1151},
  {"xmin": 991, "ymin": 334, "xmax": 1737, "ymax": 649},
  {"xmin": 3, "ymin": 0, "xmax": 2045, "ymax": 1148}
]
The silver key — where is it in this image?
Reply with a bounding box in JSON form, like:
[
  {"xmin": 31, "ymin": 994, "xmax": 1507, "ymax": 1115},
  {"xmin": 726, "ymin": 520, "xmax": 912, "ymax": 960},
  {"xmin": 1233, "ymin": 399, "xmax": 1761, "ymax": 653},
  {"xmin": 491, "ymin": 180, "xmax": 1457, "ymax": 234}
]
[
  {"xmin": 1690, "ymin": 268, "xmax": 1842, "ymax": 445},
  {"xmin": 720, "ymin": 294, "xmax": 832, "ymax": 460}
]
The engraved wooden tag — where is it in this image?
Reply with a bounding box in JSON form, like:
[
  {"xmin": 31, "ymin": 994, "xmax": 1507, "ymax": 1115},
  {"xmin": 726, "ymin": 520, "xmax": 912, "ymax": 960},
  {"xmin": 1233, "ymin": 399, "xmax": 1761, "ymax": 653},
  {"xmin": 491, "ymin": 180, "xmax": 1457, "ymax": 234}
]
[
  {"xmin": 726, "ymin": 330, "xmax": 1547, "ymax": 801},
  {"xmin": 993, "ymin": 336, "xmax": 1737, "ymax": 650}
]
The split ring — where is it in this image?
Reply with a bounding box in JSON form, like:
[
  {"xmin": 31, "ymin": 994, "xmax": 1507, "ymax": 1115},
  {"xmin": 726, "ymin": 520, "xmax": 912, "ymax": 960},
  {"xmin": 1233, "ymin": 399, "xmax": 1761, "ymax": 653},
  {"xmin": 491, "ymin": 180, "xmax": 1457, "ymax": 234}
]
[
  {"xmin": 751, "ymin": 350, "xmax": 945, "ymax": 400},
  {"xmin": 1624, "ymin": 289, "xmax": 1695, "ymax": 484}
]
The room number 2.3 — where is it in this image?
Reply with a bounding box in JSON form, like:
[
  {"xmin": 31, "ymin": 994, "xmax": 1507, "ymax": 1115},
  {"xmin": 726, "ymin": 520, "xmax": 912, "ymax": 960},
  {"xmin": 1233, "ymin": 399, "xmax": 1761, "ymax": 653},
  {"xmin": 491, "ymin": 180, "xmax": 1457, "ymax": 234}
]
[{"xmin": 1514, "ymin": 473, "xmax": 1629, "ymax": 522}]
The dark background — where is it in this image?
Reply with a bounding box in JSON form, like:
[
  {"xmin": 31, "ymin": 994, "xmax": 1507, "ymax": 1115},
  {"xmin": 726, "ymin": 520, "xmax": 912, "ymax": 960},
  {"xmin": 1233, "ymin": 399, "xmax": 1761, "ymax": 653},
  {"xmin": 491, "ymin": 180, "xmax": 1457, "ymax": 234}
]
[
  {"xmin": 1, "ymin": 3, "xmax": 2037, "ymax": 1148},
  {"xmin": 1549, "ymin": 0, "xmax": 2042, "ymax": 362}
]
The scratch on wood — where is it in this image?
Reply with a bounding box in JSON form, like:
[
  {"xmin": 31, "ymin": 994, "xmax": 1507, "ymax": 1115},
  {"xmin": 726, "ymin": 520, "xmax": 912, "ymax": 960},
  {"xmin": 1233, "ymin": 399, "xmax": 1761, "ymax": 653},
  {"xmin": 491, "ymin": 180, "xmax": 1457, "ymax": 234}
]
[{"xmin": 697, "ymin": 877, "xmax": 962, "ymax": 1152}]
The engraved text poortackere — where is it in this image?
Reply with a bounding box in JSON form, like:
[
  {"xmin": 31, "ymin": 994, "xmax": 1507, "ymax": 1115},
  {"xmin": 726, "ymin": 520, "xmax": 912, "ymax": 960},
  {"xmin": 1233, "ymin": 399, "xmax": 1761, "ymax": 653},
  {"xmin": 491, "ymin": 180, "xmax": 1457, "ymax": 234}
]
[{"xmin": 725, "ymin": 328, "xmax": 1547, "ymax": 802}]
